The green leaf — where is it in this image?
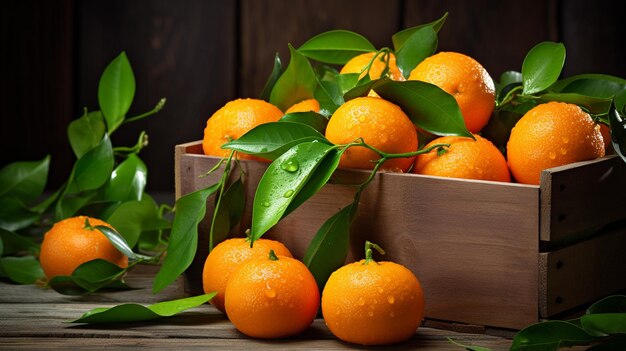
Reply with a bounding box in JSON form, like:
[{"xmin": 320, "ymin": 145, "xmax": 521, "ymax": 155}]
[
  {"xmin": 395, "ymin": 26, "xmax": 437, "ymax": 78},
  {"xmin": 260, "ymin": 53, "xmax": 282, "ymax": 101},
  {"xmin": 392, "ymin": 12, "xmax": 448, "ymax": 51},
  {"xmin": 344, "ymin": 78, "xmax": 379, "ymax": 102},
  {"xmin": 211, "ymin": 177, "xmax": 245, "ymax": 248},
  {"xmin": 497, "ymin": 71, "xmax": 523, "ymax": 95},
  {"xmin": 153, "ymin": 183, "xmax": 220, "ymax": 293},
  {"xmin": 72, "ymin": 134, "xmax": 114, "ymax": 192},
  {"xmin": 539, "ymin": 93, "xmax": 613, "ymax": 115},
  {"xmin": 549, "ymin": 74, "xmax": 626, "ymax": 93},
  {"xmin": 98, "ymin": 52, "xmax": 136, "ymax": 134},
  {"xmin": 298, "ymin": 30, "xmax": 376, "ymax": 65},
  {"xmin": 48, "ymin": 259, "xmax": 130, "ymax": 295},
  {"xmin": 94, "ymin": 225, "xmax": 137, "ymax": 260},
  {"xmin": 223, "ymin": 121, "xmax": 329, "ymax": 160},
  {"xmin": 103, "ymin": 153, "xmax": 147, "ymax": 202},
  {"xmin": 608, "ymin": 103, "xmax": 626, "ymax": 162},
  {"xmin": 0, "ymin": 255, "xmax": 43, "ymax": 284},
  {"xmin": 337, "ymin": 73, "xmax": 360, "ymax": 95},
  {"xmin": 0, "ymin": 228, "xmax": 39, "ymax": 256},
  {"xmin": 106, "ymin": 195, "xmax": 170, "ymax": 248},
  {"xmin": 522, "ymin": 41, "xmax": 566, "ymax": 95},
  {"xmin": 54, "ymin": 190, "xmax": 97, "ymax": 221},
  {"xmin": 280, "ymin": 112, "xmax": 328, "ymax": 134},
  {"xmin": 0, "ymin": 197, "xmax": 40, "ymax": 231},
  {"xmin": 70, "ymin": 293, "xmax": 215, "ymax": 324},
  {"xmin": 581, "ymin": 313, "xmax": 626, "ymax": 336},
  {"xmin": 250, "ymin": 142, "xmax": 336, "ymax": 242},
  {"xmin": 510, "ymin": 320, "xmax": 596, "ymax": 351},
  {"xmin": 587, "ymin": 295, "xmax": 626, "ymax": 314},
  {"xmin": 0, "ymin": 155, "xmax": 49, "ymax": 204},
  {"xmin": 283, "ymin": 148, "xmax": 341, "ymax": 218},
  {"xmin": 373, "ymin": 78, "xmax": 473, "ymax": 138},
  {"xmin": 558, "ymin": 77, "xmax": 626, "ymax": 111},
  {"xmin": 68, "ymin": 110, "xmax": 106, "ymax": 159},
  {"xmin": 315, "ymin": 78, "xmax": 343, "ymax": 117},
  {"xmin": 270, "ymin": 44, "xmax": 317, "ymax": 111},
  {"xmin": 482, "ymin": 100, "xmax": 538, "ymax": 152},
  {"xmin": 304, "ymin": 204, "xmax": 352, "ymax": 291}
]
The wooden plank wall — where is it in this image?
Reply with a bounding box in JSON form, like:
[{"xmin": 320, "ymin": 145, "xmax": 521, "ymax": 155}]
[{"xmin": 2, "ymin": 0, "xmax": 625, "ymax": 191}]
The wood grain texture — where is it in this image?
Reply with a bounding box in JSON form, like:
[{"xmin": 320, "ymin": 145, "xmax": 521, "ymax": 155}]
[
  {"xmin": 238, "ymin": 0, "xmax": 402, "ymax": 99},
  {"xmin": 540, "ymin": 156, "xmax": 626, "ymax": 243},
  {"xmin": 402, "ymin": 0, "xmax": 558, "ymax": 80},
  {"xmin": 539, "ymin": 225, "xmax": 626, "ymax": 318},
  {"xmin": 0, "ymin": 0, "xmax": 75, "ymax": 188},
  {"xmin": 177, "ymin": 142, "xmax": 540, "ymax": 329},
  {"xmin": 76, "ymin": 0, "xmax": 237, "ymax": 191}
]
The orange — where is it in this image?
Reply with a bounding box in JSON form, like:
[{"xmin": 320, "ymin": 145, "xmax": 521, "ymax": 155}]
[
  {"xmin": 340, "ymin": 52, "xmax": 404, "ymax": 81},
  {"xmin": 202, "ymin": 237, "xmax": 292, "ymax": 313},
  {"xmin": 325, "ymin": 97, "xmax": 418, "ymax": 172},
  {"xmin": 413, "ymin": 134, "xmax": 511, "ymax": 182},
  {"xmin": 599, "ymin": 123, "xmax": 614, "ymax": 154},
  {"xmin": 202, "ymin": 98, "xmax": 283, "ymax": 159},
  {"xmin": 224, "ymin": 250, "xmax": 319, "ymax": 339},
  {"xmin": 408, "ymin": 52, "xmax": 495, "ymax": 133},
  {"xmin": 285, "ymin": 98, "xmax": 320, "ymax": 114},
  {"xmin": 39, "ymin": 216, "xmax": 128, "ymax": 280},
  {"xmin": 507, "ymin": 101, "xmax": 605, "ymax": 185},
  {"xmin": 321, "ymin": 241, "xmax": 424, "ymax": 346}
]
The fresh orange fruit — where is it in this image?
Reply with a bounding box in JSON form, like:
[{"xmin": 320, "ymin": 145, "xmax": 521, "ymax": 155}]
[
  {"xmin": 285, "ymin": 98, "xmax": 320, "ymax": 114},
  {"xmin": 413, "ymin": 134, "xmax": 510, "ymax": 182},
  {"xmin": 224, "ymin": 250, "xmax": 319, "ymax": 339},
  {"xmin": 599, "ymin": 123, "xmax": 614, "ymax": 154},
  {"xmin": 202, "ymin": 237, "xmax": 292, "ymax": 313},
  {"xmin": 507, "ymin": 101, "xmax": 605, "ymax": 185},
  {"xmin": 322, "ymin": 241, "xmax": 424, "ymax": 346},
  {"xmin": 325, "ymin": 96, "xmax": 418, "ymax": 172},
  {"xmin": 340, "ymin": 52, "xmax": 404, "ymax": 81},
  {"xmin": 39, "ymin": 216, "xmax": 129, "ymax": 279},
  {"xmin": 408, "ymin": 52, "xmax": 495, "ymax": 133},
  {"xmin": 202, "ymin": 98, "xmax": 283, "ymax": 159}
]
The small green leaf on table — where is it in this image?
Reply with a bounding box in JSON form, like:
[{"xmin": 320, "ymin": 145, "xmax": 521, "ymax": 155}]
[
  {"xmin": 447, "ymin": 337, "xmax": 493, "ymax": 351},
  {"xmin": 70, "ymin": 293, "xmax": 216, "ymax": 324},
  {"xmin": 298, "ymin": 30, "xmax": 376, "ymax": 65},
  {"xmin": 48, "ymin": 259, "xmax": 131, "ymax": 295},
  {"xmin": 0, "ymin": 255, "xmax": 43, "ymax": 284},
  {"xmin": 521, "ymin": 41, "xmax": 566, "ymax": 95},
  {"xmin": 510, "ymin": 320, "xmax": 596, "ymax": 351}
]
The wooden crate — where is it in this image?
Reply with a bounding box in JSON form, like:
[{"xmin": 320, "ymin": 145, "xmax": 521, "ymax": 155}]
[{"xmin": 175, "ymin": 141, "xmax": 626, "ymax": 330}]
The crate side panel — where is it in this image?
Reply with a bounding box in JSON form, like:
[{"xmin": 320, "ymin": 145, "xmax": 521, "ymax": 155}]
[
  {"xmin": 270, "ymin": 172, "xmax": 540, "ymax": 330},
  {"xmin": 540, "ymin": 224, "xmax": 626, "ymax": 317},
  {"xmin": 540, "ymin": 156, "xmax": 626, "ymax": 243}
]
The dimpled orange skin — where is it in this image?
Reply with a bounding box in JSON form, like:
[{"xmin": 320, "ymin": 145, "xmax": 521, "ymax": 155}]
[
  {"xmin": 202, "ymin": 98, "xmax": 283, "ymax": 159},
  {"xmin": 224, "ymin": 255, "xmax": 320, "ymax": 339},
  {"xmin": 322, "ymin": 259, "xmax": 425, "ymax": 346},
  {"xmin": 414, "ymin": 134, "xmax": 511, "ymax": 182},
  {"xmin": 285, "ymin": 98, "xmax": 320, "ymax": 114},
  {"xmin": 325, "ymin": 97, "xmax": 418, "ymax": 172},
  {"xmin": 507, "ymin": 101, "xmax": 605, "ymax": 185},
  {"xmin": 408, "ymin": 52, "xmax": 495, "ymax": 133},
  {"xmin": 202, "ymin": 238, "xmax": 292, "ymax": 313},
  {"xmin": 340, "ymin": 52, "xmax": 404, "ymax": 81},
  {"xmin": 39, "ymin": 216, "xmax": 128, "ymax": 279}
]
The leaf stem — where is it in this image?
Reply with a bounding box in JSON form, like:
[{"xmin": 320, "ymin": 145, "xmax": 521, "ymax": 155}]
[
  {"xmin": 208, "ymin": 150, "xmax": 236, "ymax": 252},
  {"xmin": 122, "ymin": 98, "xmax": 167, "ymax": 125},
  {"xmin": 497, "ymin": 85, "xmax": 524, "ymax": 107},
  {"xmin": 364, "ymin": 240, "xmax": 385, "ymax": 265},
  {"xmin": 113, "ymin": 131, "xmax": 149, "ymax": 156}
]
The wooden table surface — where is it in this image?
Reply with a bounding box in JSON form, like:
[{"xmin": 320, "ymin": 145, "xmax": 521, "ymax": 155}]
[{"xmin": 0, "ymin": 266, "xmax": 517, "ymax": 350}]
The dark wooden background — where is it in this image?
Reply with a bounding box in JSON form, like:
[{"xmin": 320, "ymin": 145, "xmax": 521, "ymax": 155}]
[{"xmin": 2, "ymin": 0, "xmax": 625, "ymax": 192}]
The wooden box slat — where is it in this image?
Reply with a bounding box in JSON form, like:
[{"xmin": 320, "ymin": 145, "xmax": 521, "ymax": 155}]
[
  {"xmin": 540, "ymin": 155, "xmax": 626, "ymax": 244},
  {"xmin": 175, "ymin": 141, "xmax": 626, "ymax": 330}
]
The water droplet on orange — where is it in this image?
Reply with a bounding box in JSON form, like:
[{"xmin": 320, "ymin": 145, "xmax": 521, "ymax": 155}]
[
  {"xmin": 549, "ymin": 151, "xmax": 556, "ymax": 160},
  {"xmin": 265, "ymin": 289, "xmax": 276, "ymax": 299},
  {"xmin": 560, "ymin": 148, "xmax": 567, "ymax": 155},
  {"xmin": 358, "ymin": 298, "xmax": 365, "ymax": 306},
  {"xmin": 368, "ymin": 311, "xmax": 374, "ymax": 317},
  {"xmin": 387, "ymin": 295, "xmax": 395, "ymax": 304}
]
